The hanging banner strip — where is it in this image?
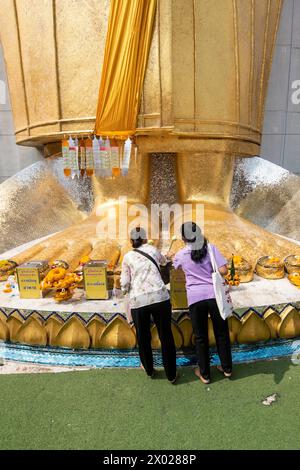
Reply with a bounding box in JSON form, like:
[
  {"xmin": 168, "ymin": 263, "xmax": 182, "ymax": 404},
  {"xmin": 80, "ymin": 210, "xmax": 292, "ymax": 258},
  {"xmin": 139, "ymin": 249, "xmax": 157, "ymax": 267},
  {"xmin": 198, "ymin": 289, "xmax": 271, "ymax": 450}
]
[{"xmin": 94, "ymin": 0, "xmax": 157, "ymax": 139}]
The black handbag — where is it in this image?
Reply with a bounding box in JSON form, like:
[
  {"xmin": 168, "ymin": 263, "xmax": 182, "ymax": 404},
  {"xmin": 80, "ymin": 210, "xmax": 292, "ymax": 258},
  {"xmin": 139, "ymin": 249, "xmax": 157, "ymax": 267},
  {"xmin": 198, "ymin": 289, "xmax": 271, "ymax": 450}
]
[{"xmin": 133, "ymin": 249, "xmax": 171, "ymax": 285}]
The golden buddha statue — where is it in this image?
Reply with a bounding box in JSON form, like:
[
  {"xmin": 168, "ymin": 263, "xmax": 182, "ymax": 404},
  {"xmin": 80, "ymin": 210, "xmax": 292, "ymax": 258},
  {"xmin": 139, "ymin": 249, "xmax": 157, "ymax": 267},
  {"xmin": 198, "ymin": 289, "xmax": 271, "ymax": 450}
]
[{"xmin": 0, "ymin": 0, "xmax": 299, "ymax": 273}]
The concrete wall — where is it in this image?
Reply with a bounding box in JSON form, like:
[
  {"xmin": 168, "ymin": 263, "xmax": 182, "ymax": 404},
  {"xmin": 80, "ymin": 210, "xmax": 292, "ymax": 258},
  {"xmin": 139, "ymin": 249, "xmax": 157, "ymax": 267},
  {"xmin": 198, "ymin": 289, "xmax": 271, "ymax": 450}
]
[
  {"xmin": 0, "ymin": 44, "xmax": 42, "ymax": 184},
  {"xmin": 261, "ymin": 0, "xmax": 300, "ymax": 174}
]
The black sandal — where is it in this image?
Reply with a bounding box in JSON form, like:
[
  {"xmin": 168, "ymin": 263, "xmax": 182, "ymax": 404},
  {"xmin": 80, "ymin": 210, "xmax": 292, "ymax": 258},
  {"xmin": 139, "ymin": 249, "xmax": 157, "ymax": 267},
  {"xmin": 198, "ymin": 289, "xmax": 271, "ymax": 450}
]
[
  {"xmin": 169, "ymin": 372, "xmax": 179, "ymax": 384},
  {"xmin": 216, "ymin": 365, "xmax": 232, "ymax": 378}
]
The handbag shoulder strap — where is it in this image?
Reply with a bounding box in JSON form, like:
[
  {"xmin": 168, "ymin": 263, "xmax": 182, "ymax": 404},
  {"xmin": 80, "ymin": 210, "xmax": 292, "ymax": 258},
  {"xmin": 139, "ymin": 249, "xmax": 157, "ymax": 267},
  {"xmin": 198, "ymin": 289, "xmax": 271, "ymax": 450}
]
[
  {"xmin": 133, "ymin": 248, "xmax": 161, "ymax": 274},
  {"xmin": 207, "ymin": 243, "xmax": 218, "ymax": 273}
]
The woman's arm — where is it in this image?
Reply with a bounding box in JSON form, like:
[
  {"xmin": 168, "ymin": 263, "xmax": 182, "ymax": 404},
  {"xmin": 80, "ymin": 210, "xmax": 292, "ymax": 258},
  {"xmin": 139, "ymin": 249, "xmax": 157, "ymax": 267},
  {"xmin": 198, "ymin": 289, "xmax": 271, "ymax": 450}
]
[
  {"xmin": 212, "ymin": 245, "xmax": 228, "ymax": 276},
  {"xmin": 120, "ymin": 259, "xmax": 131, "ymax": 293},
  {"xmin": 219, "ymin": 264, "xmax": 228, "ymax": 276},
  {"xmin": 172, "ymin": 252, "xmax": 182, "ymax": 270},
  {"xmin": 153, "ymin": 247, "xmax": 169, "ymax": 266}
]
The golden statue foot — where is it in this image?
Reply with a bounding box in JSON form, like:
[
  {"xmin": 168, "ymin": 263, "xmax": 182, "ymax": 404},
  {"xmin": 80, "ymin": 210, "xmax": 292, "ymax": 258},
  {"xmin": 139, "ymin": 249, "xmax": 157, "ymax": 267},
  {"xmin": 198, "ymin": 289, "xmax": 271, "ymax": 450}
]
[
  {"xmin": 171, "ymin": 153, "xmax": 300, "ymax": 269},
  {"xmin": 10, "ymin": 197, "xmax": 300, "ymax": 279},
  {"xmin": 170, "ymin": 203, "xmax": 300, "ymax": 270},
  {"xmin": 2, "ymin": 152, "xmax": 300, "ymax": 279}
]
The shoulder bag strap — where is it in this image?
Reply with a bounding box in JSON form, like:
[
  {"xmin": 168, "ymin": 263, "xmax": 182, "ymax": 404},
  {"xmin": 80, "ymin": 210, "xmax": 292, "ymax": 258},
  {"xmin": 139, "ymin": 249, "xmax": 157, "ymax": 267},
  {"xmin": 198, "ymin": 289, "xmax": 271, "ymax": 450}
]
[
  {"xmin": 207, "ymin": 243, "xmax": 218, "ymax": 273},
  {"xmin": 133, "ymin": 248, "xmax": 161, "ymax": 274}
]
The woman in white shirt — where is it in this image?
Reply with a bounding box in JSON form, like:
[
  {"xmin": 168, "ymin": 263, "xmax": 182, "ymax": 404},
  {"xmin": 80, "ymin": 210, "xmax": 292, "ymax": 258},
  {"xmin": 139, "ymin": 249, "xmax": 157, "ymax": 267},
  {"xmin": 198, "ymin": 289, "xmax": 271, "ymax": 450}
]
[{"xmin": 121, "ymin": 227, "xmax": 177, "ymax": 383}]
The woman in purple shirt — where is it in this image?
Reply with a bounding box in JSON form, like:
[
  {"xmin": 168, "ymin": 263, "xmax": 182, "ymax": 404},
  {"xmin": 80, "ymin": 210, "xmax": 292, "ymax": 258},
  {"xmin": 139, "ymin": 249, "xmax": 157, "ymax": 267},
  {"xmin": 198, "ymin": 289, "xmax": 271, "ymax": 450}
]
[{"xmin": 173, "ymin": 222, "xmax": 232, "ymax": 384}]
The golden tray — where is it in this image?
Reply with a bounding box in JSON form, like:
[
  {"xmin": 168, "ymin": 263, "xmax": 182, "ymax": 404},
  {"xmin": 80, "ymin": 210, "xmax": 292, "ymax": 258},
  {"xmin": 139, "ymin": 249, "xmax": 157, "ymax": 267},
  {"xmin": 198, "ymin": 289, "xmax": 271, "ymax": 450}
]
[
  {"xmin": 287, "ymin": 272, "xmax": 300, "ymax": 288},
  {"xmin": 0, "ymin": 259, "xmax": 18, "ymax": 281},
  {"xmin": 284, "ymin": 255, "xmax": 300, "ymax": 275},
  {"xmin": 256, "ymin": 256, "xmax": 284, "ymax": 279}
]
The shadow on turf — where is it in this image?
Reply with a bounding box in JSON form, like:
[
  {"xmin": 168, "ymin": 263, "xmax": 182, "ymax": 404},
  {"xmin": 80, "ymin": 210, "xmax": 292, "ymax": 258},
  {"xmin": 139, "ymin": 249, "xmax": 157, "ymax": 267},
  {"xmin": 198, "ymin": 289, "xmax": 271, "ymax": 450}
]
[
  {"xmin": 150, "ymin": 359, "xmax": 297, "ymax": 385},
  {"xmin": 150, "ymin": 367, "xmax": 226, "ymax": 386},
  {"xmin": 228, "ymin": 358, "xmax": 297, "ymax": 385}
]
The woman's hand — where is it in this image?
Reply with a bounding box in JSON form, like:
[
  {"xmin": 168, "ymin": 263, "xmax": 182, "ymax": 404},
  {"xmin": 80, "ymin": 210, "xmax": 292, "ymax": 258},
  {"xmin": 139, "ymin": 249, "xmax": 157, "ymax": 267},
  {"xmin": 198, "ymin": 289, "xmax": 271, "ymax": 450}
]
[
  {"xmin": 219, "ymin": 265, "xmax": 228, "ymax": 276},
  {"xmin": 165, "ymin": 251, "xmax": 176, "ymax": 261}
]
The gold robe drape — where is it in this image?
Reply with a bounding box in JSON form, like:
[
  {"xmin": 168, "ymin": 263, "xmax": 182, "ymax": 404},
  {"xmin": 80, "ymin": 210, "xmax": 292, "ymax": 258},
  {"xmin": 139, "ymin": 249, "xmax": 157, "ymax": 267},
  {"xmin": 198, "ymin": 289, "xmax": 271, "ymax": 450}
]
[{"xmin": 94, "ymin": 0, "xmax": 157, "ymax": 138}]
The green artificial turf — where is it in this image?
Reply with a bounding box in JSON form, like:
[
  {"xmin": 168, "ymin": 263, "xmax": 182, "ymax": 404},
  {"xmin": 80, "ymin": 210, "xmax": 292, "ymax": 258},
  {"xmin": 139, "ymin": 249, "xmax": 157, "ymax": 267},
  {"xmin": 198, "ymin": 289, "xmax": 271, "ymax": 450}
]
[{"xmin": 0, "ymin": 358, "xmax": 299, "ymax": 450}]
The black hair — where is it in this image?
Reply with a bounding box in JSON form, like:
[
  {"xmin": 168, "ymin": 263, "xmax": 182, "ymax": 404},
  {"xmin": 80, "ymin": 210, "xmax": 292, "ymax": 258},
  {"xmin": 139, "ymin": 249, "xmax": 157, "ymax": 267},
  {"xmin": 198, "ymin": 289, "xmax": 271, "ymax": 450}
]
[
  {"xmin": 130, "ymin": 227, "xmax": 147, "ymax": 249},
  {"xmin": 181, "ymin": 222, "xmax": 208, "ymax": 263}
]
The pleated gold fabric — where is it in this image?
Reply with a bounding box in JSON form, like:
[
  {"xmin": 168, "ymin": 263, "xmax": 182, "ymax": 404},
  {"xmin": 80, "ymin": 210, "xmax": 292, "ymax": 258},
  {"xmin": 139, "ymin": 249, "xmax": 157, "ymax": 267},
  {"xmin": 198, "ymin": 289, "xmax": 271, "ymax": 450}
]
[{"xmin": 94, "ymin": 0, "xmax": 157, "ymax": 138}]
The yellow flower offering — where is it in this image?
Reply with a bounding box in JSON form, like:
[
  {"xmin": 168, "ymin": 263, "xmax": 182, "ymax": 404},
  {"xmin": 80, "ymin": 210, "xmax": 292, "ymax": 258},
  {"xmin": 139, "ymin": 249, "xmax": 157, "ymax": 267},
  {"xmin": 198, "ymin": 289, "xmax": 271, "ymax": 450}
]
[
  {"xmin": 225, "ymin": 255, "xmax": 241, "ymax": 286},
  {"xmin": 40, "ymin": 267, "xmax": 82, "ymax": 302},
  {"xmin": 268, "ymin": 256, "xmax": 280, "ymax": 264},
  {"xmin": 54, "ymin": 288, "xmax": 73, "ymax": 302},
  {"xmin": 288, "ymin": 272, "xmax": 300, "ymax": 288},
  {"xmin": 41, "ymin": 268, "xmax": 66, "ymax": 287},
  {"xmin": 80, "ymin": 255, "xmax": 90, "ymax": 265},
  {"xmin": 0, "ymin": 259, "xmax": 18, "ymax": 281},
  {"xmin": 227, "ymin": 255, "xmax": 253, "ymax": 283},
  {"xmin": 232, "ymin": 255, "xmax": 242, "ymax": 265}
]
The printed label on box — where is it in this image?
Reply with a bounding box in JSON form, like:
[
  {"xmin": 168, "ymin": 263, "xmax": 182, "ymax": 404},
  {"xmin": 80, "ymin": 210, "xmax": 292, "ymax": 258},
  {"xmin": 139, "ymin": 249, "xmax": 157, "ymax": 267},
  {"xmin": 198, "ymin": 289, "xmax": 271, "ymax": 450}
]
[
  {"xmin": 84, "ymin": 266, "xmax": 108, "ymax": 300},
  {"xmin": 170, "ymin": 269, "xmax": 188, "ymax": 310},
  {"xmin": 17, "ymin": 268, "xmax": 41, "ymax": 299}
]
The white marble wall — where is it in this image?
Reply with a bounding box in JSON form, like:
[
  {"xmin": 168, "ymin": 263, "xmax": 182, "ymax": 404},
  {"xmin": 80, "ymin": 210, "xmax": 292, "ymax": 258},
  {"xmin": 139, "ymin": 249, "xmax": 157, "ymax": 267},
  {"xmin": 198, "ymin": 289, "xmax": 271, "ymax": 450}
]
[
  {"xmin": 262, "ymin": 0, "xmax": 300, "ymax": 174},
  {"xmin": 0, "ymin": 44, "xmax": 42, "ymax": 184}
]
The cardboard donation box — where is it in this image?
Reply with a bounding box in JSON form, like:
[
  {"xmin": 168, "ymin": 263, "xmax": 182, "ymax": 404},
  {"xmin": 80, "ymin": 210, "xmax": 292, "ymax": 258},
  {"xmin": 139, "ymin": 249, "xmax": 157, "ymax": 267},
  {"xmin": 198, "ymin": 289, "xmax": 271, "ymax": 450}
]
[
  {"xmin": 170, "ymin": 268, "xmax": 188, "ymax": 310},
  {"xmin": 83, "ymin": 260, "xmax": 109, "ymax": 300},
  {"xmin": 16, "ymin": 261, "xmax": 49, "ymax": 299}
]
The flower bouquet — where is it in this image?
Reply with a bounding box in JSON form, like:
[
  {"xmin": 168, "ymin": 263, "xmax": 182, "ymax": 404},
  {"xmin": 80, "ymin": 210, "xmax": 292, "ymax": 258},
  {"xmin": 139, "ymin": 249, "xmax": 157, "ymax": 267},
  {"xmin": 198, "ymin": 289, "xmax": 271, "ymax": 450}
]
[
  {"xmin": 40, "ymin": 267, "xmax": 82, "ymax": 302},
  {"xmin": 226, "ymin": 255, "xmax": 253, "ymax": 283},
  {"xmin": 225, "ymin": 256, "xmax": 240, "ymax": 286}
]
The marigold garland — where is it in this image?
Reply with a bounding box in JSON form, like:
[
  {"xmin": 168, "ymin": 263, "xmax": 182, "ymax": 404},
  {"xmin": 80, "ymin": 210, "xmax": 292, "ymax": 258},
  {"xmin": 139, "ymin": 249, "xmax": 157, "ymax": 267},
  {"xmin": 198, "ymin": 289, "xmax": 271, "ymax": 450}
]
[{"xmin": 40, "ymin": 268, "xmax": 82, "ymax": 302}]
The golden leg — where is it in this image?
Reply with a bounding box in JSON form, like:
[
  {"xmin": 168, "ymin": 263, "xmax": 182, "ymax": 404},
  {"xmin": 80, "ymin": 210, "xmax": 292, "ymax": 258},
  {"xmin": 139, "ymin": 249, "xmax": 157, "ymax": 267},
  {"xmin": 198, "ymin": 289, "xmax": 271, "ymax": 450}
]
[{"xmin": 174, "ymin": 152, "xmax": 300, "ymax": 266}]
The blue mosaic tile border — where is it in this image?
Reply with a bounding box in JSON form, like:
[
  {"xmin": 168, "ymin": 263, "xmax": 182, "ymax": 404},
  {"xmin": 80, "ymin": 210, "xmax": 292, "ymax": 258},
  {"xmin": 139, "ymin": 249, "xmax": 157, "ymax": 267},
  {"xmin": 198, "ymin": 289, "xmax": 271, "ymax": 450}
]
[{"xmin": 0, "ymin": 337, "xmax": 299, "ymax": 368}]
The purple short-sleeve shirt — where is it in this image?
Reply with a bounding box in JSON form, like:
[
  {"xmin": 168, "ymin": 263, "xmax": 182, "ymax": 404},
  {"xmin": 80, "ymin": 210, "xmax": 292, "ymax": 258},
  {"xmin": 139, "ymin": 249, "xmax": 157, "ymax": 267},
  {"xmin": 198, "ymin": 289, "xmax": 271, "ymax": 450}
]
[{"xmin": 173, "ymin": 243, "xmax": 228, "ymax": 307}]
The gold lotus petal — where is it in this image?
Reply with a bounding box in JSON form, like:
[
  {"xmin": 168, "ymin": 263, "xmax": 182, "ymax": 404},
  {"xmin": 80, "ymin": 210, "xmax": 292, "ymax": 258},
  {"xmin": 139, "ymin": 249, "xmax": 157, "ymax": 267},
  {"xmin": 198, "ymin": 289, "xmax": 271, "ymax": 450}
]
[
  {"xmin": 6, "ymin": 314, "xmax": 23, "ymax": 342},
  {"xmin": 0, "ymin": 311, "xmax": 7, "ymax": 324},
  {"xmin": 228, "ymin": 316, "xmax": 242, "ymax": 344},
  {"xmin": 100, "ymin": 316, "xmax": 136, "ymax": 349},
  {"xmin": 151, "ymin": 325, "xmax": 161, "ymax": 349},
  {"xmin": 151, "ymin": 323, "xmax": 183, "ymax": 349},
  {"xmin": 0, "ymin": 318, "xmax": 9, "ymax": 341},
  {"xmin": 45, "ymin": 315, "xmax": 64, "ymax": 346},
  {"xmin": 237, "ymin": 311, "xmax": 271, "ymax": 344},
  {"xmin": 87, "ymin": 317, "xmax": 106, "ymax": 348},
  {"xmin": 178, "ymin": 316, "xmax": 193, "ymax": 347},
  {"xmin": 171, "ymin": 323, "xmax": 183, "ymax": 349},
  {"xmin": 55, "ymin": 316, "xmax": 90, "ymax": 349},
  {"xmin": 278, "ymin": 306, "xmax": 300, "ymax": 339},
  {"xmin": 16, "ymin": 316, "xmax": 47, "ymax": 346},
  {"xmin": 263, "ymin": 308, "xmax": 280, "ymax": 339}
]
